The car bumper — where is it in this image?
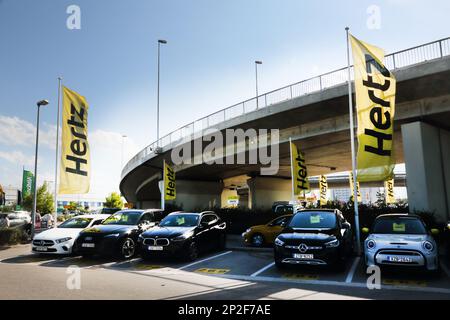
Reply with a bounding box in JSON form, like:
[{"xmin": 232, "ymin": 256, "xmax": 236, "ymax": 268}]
[
  {"xmin": 274, "ymin": 245, "xmax": 341, "ymax": 266},
  {"xmin": 73, "ymin": 237, "xmax": 118, "ymax": 256},
  {"xmin": 139, "ymin": 240, "xmax": 187, "ymax": 258},
  {"xmin": 32, "ymin": 241, "xmax": 74, "ymax": 255},
  {"xmin": 365, "ymin": 249, "xmax": 439, "ymax": 271}
]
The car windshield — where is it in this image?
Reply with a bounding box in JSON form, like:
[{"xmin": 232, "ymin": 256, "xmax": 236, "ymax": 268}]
[
  {"xmin": 59, "ymin": 217, "xmax": 93, "ymax": 229},
  {"xmin": 159, "ymin": 214, "xmax": 199, "ymax": 227},
  {"xmin": 101, "ymin": 211, "xmax": 142, "ymax": 226},
  {"xmin": 288, "ymin": 211, "xmax": 337, "ymax": 229},
  {"xmin": 372, "ymin": 217, "xmax": 427, "ymax": 235}
]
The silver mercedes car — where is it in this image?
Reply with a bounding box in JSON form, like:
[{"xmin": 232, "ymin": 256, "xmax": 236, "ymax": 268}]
[{"xmin": 364, "ymin": 214, "xmax": 439, "ymax": 272}]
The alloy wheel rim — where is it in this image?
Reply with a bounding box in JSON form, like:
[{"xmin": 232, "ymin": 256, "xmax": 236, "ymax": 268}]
[
  {"xmin": 122, "ymin": 238, "xmax": 135, "ymax": 258},
  {"xmin": 253, "ymin": 235, "xmax": 263, "ymax": 246}
]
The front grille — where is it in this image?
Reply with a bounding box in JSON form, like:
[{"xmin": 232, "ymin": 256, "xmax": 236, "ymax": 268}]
[
  {"xmin": 33, "ymin": 240, "xmax": 54, "ymax": 246},
  {"xmin": 378, "ymin": 250, "xmax": 422, "ymax": 256},
  {"xmin": 285, "ymin": 244, "xmax": 323, "ymax": 251},
  {"xmin": 143, "ymin": 238, "xmax": 170, "ymax": 246}
]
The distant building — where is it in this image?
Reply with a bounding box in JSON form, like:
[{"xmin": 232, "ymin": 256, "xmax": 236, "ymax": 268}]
[
  {"xmin": 56, "ymin": 194, "xmax": 105, "ymax": 211},
  {"xmin": 2, "ymin": 185, "xmax": 21, "ymax": 206}
]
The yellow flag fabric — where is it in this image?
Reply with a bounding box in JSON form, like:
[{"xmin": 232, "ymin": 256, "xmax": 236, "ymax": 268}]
[
  {"xmin": 290, "ymin": 142, "xmax": 309, "ymax": 195},
  {"xmin": 349, "ymin": 172, "xmax": 362, "ymax": 202},
  {"xmin": 319, "ymin": 175, "xmax": 328, "ymax": 206},
  {"xmin": 385, "ymin": 179, "xmax": 395, "ymax": 204},
  {"xmin": 350, "ymin": 35, "xmax": 396, "ymax": 182},
  {"xmin": 164, "ymin": 161, "xmax": 176, "ymax": 200},
  {"xmin": 59, "ymin": 86, "xmax": 90, "ymax": 194}
]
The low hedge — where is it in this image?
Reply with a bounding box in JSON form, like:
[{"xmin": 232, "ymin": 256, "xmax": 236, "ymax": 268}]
[{"xmin": 0, "ymin": 226, "xmax": 30, "ymax": 246}]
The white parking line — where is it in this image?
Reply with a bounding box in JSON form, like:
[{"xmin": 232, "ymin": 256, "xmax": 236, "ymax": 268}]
[
  {"xmin": 345, "ymin": 257, "xmax": 360, "ymax": 283},
  {"xmin": 216, "ymin": 273, "xmax": 450, "ymax": 295},
  {"xmin": 178, "ymin": 251, "xmax": 233, "ymax": 270},
  {"xmin": 251, "ymin": 262, "xmax": 275, "ymax": 277}
]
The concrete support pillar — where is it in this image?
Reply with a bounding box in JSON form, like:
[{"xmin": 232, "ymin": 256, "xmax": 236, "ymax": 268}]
[
  {"xmin": 247, "ymin": 176, "xmax": 291, "ymax": 210},
  {"xmin": 165, "ymin": 180, "xmax": 223, "ymax": 211},
  {"xmin": 402, "ymin": 122, "xmax": 450, "ymax": 224}
]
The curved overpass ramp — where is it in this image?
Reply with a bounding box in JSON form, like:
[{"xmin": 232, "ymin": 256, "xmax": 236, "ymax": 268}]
[{"xmin": 120, "ymin": 38, "xmax": 450, "ymax": 222}]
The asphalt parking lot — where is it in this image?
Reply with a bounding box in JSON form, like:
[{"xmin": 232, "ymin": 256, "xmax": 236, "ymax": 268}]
[{"xmin": 1, "ymin": 243, "xmax": 450, "ymax": 299}]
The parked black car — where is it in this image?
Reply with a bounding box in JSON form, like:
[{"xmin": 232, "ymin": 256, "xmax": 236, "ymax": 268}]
[
  {"xmin": 73, "ymin": 209, "xmax": 165, "ymax": 259},
  {"xmin": 138, "ymin": 211, "xmax": 227, "ymax": 261},
  {"xmin": 274, "ymin": 209, "xmax": 353, "ymax": 269}
]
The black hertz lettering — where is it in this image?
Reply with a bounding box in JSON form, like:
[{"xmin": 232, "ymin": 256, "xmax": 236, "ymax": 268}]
[
  {"xmin": 362, "ymin": 54, "xmax": 393, "ymax": 157},
  {"xmin": 165, "ymin": 165, "xmax": 176, "ymax": 197},
  {"xmin": 66, "ymin": 103, "xmax": 88, "ymax": 176},
  {"xmin": 295, "ymin": 153, "xmax": 308, "ymax": 190}
]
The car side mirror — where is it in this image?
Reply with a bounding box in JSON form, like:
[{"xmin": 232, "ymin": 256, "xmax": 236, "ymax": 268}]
[
  {"xmin": 362, "ymin": 227, "xmax": 370, "ymax": 234},
  {"xmin": 431, "ymin": 228, "xmax": 440, "ymax": 235}
]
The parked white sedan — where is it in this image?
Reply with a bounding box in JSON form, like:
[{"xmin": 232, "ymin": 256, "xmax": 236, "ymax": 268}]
[{"xmin": 32, "ymin": 214, "xmax": 110, "ymax": 255}]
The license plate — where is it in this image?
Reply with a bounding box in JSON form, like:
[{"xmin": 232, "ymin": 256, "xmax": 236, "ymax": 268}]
[
  {"xmin": 82, "ymin": 243, "xmax": 95, "ymax": 248},
  {"xmin": 293, "ymin": 253, "xmax": 314, "ymax": 259},
  {"xmin": 387, "ymin": 256, "xmax": 412, "ymax": 263},
  {"xmin": 148, "ymin": 246, "xmax": 163, "ymax": 251},
  {"xmin": 35, "ymin": 246, "xmax": 48, "ymax": 252}
]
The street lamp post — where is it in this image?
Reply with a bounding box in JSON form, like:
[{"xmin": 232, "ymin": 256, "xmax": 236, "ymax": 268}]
[
  {"xmin": 157, "ymin": 39, "xmax": 167, "ymax": 149},
  {"xmin": 255, "ymin": 60, "xmax": 262, "ymax": 109},
  {"xmin": 31, "ymin": 99, "xmax": 49, "ymax": 239}
]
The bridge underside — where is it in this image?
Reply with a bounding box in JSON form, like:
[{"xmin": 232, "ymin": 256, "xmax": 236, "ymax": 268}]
[{"xmin": 121, "ymin": 57, "xmax": 450, "ymax": 221}]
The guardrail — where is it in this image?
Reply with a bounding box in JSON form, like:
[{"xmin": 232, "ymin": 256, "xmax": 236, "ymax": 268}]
[{"xmin": 122, "ymin": 37, "xmax": 450, "ymax": 179}]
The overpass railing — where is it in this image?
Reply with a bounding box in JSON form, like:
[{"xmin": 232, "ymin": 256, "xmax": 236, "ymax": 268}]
[{"xmin": 122, "ymin": 37, "xmax": 450, "ymax": 178}]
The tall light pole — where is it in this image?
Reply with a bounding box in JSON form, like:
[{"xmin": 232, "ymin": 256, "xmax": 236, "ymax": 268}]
[
  {"xmin": 32, "ymin": 99, "xmax": 49, "ymax": 239},
  {"xmin": 255, "ymin": 60, "xmax": 262, "ymax": 109},
  {"xmin": 54, "ymin": 77, "xmax": 62, "ymax": 227},
  {"xmin": 157, "ymin": 39, "xmax": 167, "ymax": 149}
]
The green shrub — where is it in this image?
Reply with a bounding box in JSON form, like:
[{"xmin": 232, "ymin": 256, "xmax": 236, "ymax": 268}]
[{"xmin": 0, "ymin": 226, "xmax": 29, "ymax": 246}]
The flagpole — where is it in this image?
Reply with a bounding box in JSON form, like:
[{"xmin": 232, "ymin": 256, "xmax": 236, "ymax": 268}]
[
  {"xmin": 161, "ymin": 160, "xmax": 165, "ymax": 211},
  {"xmin": 53, "ymin": 77, "xmax": 62, "ymax": 228},
  {"xmin": 345, "ymin": 27, "xmax": 362, "ymax": 256},
  {"xmin": 289, "ymin": 138, "xmax": 295, "ymax": 204}
]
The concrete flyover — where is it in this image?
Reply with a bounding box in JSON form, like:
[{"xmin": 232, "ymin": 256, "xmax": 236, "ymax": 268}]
[{"xmin": 120, "ymin": 37, "xmax": 450, "ymax": 222}]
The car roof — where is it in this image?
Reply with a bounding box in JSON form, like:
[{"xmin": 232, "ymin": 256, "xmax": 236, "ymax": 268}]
[
  {"xmin": 296, "ymin": 209, "xmax": 338, "ymax": 214},
  {"xmin": 167, "ymin": 211, "xmax": 201, "ymax": 216},
  {"xmin": 376, "ymin": 213, "xmax": 420, "ymax": 219},
  {"xmin": 72, "ymin": 214, "xmax": 110, "ymax": 219}
]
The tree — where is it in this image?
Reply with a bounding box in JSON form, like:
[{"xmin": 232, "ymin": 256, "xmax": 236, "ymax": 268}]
[
  {"xmin": 22, "ymin": 183, "xmax": 54, "ymax": 214},
  {"xmin": 104, "ymin": 192, "xmax": 124, "ymax": 209}
]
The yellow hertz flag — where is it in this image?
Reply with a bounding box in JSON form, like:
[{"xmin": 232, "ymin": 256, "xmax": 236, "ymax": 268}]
[
  {"xmin": 385, "ymin": 179, "xmax": 395, "ymax": 204},
  {"xmin": 164, "ymin": 161, "xmax": 176, "ymax": 200},
  {"xmin": 319, "ymin": 175, "xmax": 328, "ymax": 206},
  {"xmin": 290, "ymin": 142, "xmax": 309, "ymax": 195},
  {"xmin": 350, "ymin": 35, "xmax": 396, "ymax": 182},
  {"xmin": 59, "ymin": 87, "xmax": 90, "ymax": 194},
  {"xmin": 349, "ymin": 172, "xmax": 362, "ymax": 202}
]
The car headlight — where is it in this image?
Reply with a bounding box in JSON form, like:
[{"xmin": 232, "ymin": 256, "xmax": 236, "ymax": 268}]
[
  {"xmin": 422, "ymin": 241, "xmax": 434, "ymax": 252},
  {"xmin": 173, "ymin": 231, "xmax": 194, "ymax": 241},
  {"xmin": 366, "ymin": 239, "xmax": 376, "ymax": 250},
  {"xmin": 245, "ymin": 228, "xmax": 252, "ymax": 233},
  {"xmin": 274, "ymin": 238, "xmax": 285, "ymax": 247},
  {"xmin": 55, "ymin": 237, "xmax": 72, "ymax": 244},
  {"xmin": 324, "ymin": 239, "xmax": 340, "ymax": 248}
]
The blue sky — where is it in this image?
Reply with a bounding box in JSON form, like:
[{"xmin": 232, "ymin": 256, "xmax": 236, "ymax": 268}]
[{"xmin": 0, "ymin": 0, "xmax": 449, "ymax": 198}]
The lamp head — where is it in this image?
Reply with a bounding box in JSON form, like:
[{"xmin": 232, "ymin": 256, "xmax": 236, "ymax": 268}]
[
  {"xmin": 37, "ymin": 100, "xmax": 49, "ymax": 107},
  {"xmin": 158, "ymin": 39, "xmax": 167, "ymax": 44},
  {"xmin": 255, "ymin": 60, "xmax": 262, "ymax": 65}
]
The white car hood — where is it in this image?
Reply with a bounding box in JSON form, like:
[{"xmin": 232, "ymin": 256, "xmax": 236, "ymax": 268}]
[
  {"xmin": 34, "ymin": 228, "xmax": 82, "ymax": 241},
  {"xmin": 370, "ymin": 233, "xmax": 428, "ymax": 243}
]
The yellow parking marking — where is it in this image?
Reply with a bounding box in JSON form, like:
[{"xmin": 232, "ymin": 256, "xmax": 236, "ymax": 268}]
[
  {"xmin": 135, "ymin": 264, "xmax": 165, "ymax": 270},
  {"xmin": 195, "ymin": 268, "xmax": 230, "ymax": 274},
  {"xmin": 382, "ymin": 279, "xmax": 427, "ymax": 287},
  {"xmin": 282, "ymin": 273, "xmax": 319, "ymax": 280}
]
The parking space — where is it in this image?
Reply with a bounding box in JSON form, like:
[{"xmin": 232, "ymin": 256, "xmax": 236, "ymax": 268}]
[{"xmin": 1, "ymin": 245, "xmax": 450, "ymax": 297}]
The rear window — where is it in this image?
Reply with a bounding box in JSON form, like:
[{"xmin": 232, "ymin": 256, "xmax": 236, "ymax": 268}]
[
  {"xmin": 372, "ymin": 217, "xmax": 427, "ymax": 235},
  {"xmin": 288, "ymin": 211, "xmax": 337, "ymax": 229}
]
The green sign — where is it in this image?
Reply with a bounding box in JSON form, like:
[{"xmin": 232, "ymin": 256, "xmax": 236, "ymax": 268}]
[{"xmin": 21, "ymin": 170, "xmax": 34, "ymax": 198}]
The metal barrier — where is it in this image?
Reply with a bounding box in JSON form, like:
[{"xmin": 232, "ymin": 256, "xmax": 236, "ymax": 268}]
[{"xmin": 122, "ymin": 37, "xmax": 450, "ymax": 179}]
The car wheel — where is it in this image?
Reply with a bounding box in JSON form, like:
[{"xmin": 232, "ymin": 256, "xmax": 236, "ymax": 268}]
[
  {"xmin": 186, "ymin": 242, "xmax": 199, "ymax": 261},
  {"xmin": 274, "ymin": 258, "xmax": 285, "ymax": 269},
  {"xmin": 217, "ymin": 233, "xmax": 226, "ymax": 251},
  {"xmin": 251, "ymin": 234, "xmax": 265, "ymax": 247},
  {"xmin": 118, "ymin": 237, "xmax": 136, "ymax": 260}
]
